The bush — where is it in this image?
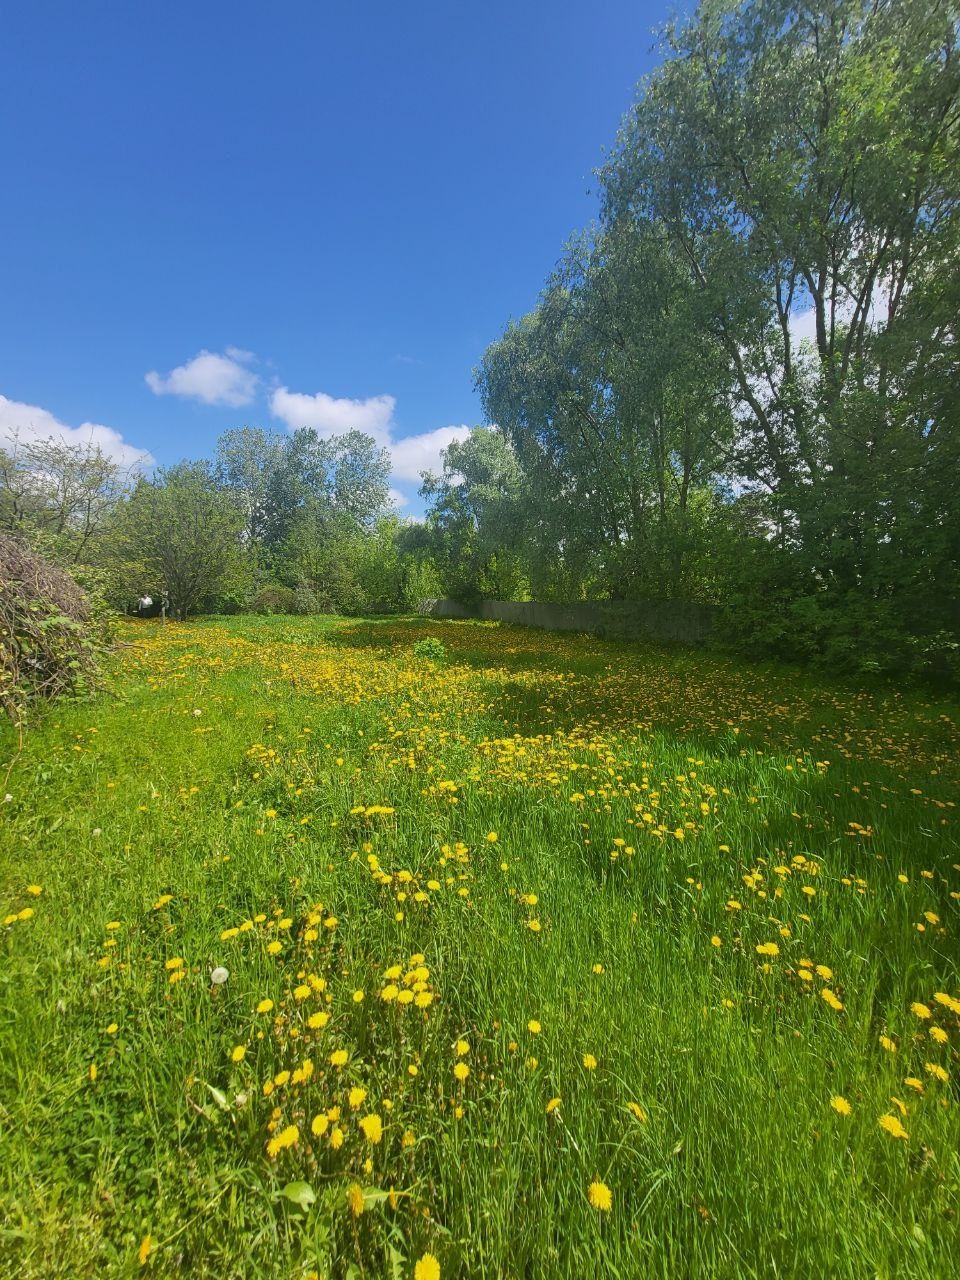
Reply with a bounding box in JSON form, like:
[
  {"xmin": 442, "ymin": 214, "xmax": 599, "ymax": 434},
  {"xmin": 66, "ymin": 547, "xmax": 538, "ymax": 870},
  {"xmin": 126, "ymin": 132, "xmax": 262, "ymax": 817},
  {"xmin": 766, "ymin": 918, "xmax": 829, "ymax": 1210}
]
[
  {"xmin": 292, "ymin": 584, "xmax": 324, "ymax": 616},
  {"xmin": 251, "ymin": 584, "xmax": 299, "ymax": 615},
  {"xmin": 412, "ymin": 636, "xmax": 448, "ymax": 664},
  {"xmin": 0, "ymin": 532, "xmax": 107, "ymax": 724}
]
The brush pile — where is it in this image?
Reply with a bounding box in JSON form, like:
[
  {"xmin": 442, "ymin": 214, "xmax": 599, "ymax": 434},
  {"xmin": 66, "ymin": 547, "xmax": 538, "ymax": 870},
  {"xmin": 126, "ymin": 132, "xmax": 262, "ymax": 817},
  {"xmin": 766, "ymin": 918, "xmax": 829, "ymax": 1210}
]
[{"xmin": 0, "ymin": 532, "xmax": 100, "ymax": 723}]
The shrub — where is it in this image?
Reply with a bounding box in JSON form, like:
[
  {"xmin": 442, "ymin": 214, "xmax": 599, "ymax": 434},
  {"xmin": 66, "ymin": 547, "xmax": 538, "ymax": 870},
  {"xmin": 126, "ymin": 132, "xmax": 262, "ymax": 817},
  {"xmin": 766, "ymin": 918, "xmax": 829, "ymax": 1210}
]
[
  {"xmin": 250, "ymin": 584, "xmax": 299, "ymax": 615},
  {"xmin": 292, "ymin": 584, "xmax": 324, "ymax": 616},
  {"xmin": 412, "ymin": 636, "xmax": 448, "ymax": 664},
  {"xmin": 0, "ymin": 532, "xmax": 107, "ymax": 725}
]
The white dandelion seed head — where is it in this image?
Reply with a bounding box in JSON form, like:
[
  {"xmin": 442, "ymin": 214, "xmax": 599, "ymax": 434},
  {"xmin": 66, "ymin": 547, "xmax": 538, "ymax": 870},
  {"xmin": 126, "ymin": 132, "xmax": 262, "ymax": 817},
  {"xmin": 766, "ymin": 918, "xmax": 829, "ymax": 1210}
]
[{"xmin": 210, "ymin": 966, "xmax": 229, "ymax": 985}]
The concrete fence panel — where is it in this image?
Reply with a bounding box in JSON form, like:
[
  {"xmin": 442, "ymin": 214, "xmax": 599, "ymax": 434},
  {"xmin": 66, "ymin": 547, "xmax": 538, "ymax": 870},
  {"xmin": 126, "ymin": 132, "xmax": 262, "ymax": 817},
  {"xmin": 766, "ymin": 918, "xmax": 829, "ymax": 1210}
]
[{"xmin": 418, "ymin": 598, "xmax": 715, "ymax": 647}]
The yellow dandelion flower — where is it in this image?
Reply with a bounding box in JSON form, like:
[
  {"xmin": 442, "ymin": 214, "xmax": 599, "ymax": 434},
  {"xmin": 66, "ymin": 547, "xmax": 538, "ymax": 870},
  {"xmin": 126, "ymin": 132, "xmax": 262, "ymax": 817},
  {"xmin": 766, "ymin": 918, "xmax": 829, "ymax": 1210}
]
[
  {"xmin": 546, "ymin": 1096, "xmax": 561, "ymax": 1114},
  {"xmin": 231, "ymin": 1045, "xmax": 246, "ymax": 1063},
  {"xmin": 710, "ymin": 936, "xmax": 721, "ymax": 948},
  {"xmin": 329, "ymin": 1049, "xmax": 349, "ymax": 1068},
  {"xmin": 527, "ymin": 1020, "xmax": 541, "ymax": 1035},
  {"xmin": 587, "ymin": 1180, "xmax": 612, "ymax": 1211},
  {"xmin": 311, "ymin": 1113, "xmax": 329, "ymax": 1137},
  {"xmin": 359, "ymin": 1113, "xmax": 382, "ymax": 1143},
  {"xmin": 453, "ymin": 1062, "xmax": 470, "ymax": 1082},
  {"xmin": 756, "ymin": 942, "xmax": 779, "ymax": 957},
  {"xmin": 137, "ymin": 1235, "xmax": 153, "ymax": 1266},
  {"xmin": 265, "ymin": 1124, "xmax": 298, "ymax": 1159},
  {"xmin": 256, "ymin": 999, "xmax": 274, "ymax": 1014},
  {"xmin": 911, "ymin": 1002, "xmax": 931, "ymax": 1020},
  {"xmin": 925, "ymin": 1062, "xmax": 949, "ymax": 1083},
  {"xmin": 347, "ymin": 1182, "xmax": 365, "ymax": 1217},
  {"xmin": 414, "ymin": 1254, "xmax": 441, "ymax": 1280},
  {"xmin": 582, "ymin": 1053, "xmax": 598, "ymax": 1071},
  {"xmin": 830, "ymin": 1096, "xmax": 851, "ymax": 1116},
  {"xmin": 878, "ymin": 1113, "xmax": 909, "ymax": 1140},
  {"xmin": 348, "ymin": 1087, "xmax": 367, "ymax": 1110}
]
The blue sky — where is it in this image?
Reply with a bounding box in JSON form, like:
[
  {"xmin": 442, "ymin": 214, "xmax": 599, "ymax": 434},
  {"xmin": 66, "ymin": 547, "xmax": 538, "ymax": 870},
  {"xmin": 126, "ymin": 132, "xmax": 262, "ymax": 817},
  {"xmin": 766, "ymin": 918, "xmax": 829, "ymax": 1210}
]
[{"xmin": 1, "ymin": 0, "xmax": 676, "ymax": 513}]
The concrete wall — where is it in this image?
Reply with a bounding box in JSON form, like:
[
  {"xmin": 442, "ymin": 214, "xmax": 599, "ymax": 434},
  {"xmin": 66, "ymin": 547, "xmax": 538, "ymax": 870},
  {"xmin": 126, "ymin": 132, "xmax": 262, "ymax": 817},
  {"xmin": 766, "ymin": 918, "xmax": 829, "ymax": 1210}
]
[{"xmin": 419, "ymin": 598, "xmax": 715, "ymax": 647}]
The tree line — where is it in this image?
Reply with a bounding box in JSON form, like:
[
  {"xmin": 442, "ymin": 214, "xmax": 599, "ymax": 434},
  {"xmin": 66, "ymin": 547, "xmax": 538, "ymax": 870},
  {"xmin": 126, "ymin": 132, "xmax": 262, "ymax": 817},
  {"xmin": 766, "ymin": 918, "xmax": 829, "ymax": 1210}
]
[
  {"xmin": 0, "ymin": 426, "xmax": 439, "ymax": 621},
  {"xmin": 421, "ymin": 0, "xmax": 959, "ymax": 677}
]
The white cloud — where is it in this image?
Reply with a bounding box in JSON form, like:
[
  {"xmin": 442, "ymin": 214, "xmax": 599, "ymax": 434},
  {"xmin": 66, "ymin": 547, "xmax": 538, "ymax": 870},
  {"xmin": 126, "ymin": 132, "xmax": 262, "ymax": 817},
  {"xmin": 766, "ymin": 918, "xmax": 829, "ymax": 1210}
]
[
  {"xmin": 0, "ymin": 394, "xmax": 153, "ymax": 469},
  {"xmin": 788, "ymin": 307, "xmax": 820, "ymax": 346},
  {"xmin": 270, "ymin": 381, "xmax": 475, "ymax": 495},
  {"xmin": 389, "ymin": 425, "xmax": 472, "ymax": 482},
  {"xmin": 388, "ymin": 487, "xmax": 409, "ymax": 508},
  {"xmin": 145, "ymin": 349, "xmax": 258, "ymax": 407},
  {"xmin": 270, "ymin": 387, "xmax": 396, "ymax": 444}
]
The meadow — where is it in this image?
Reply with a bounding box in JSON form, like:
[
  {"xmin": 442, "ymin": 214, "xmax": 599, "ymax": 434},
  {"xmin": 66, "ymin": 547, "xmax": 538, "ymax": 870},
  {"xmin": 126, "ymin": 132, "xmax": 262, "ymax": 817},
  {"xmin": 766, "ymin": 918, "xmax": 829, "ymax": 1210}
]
[{"xmin": 1, "ymin": 615, "xmax": 959, "ymax": 1279}]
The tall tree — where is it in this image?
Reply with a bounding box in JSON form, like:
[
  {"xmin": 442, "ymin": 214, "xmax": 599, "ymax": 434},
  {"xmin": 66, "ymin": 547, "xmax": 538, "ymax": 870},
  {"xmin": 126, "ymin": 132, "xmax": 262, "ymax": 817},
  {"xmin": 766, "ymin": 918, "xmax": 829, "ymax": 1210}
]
[
  {"xmin": 601, "ymin": 0, "xmax": 960, "ymax": 568},
  {"xmin": 214, "ymin": 427, "xmax": 287, "ymax": 546},
  {"xmin": 0, "ymin": 435, "xmax": 135, "ymax": 562},
  {"xmin": 419, "ymin": 427, "xmax": 531, "ymax": 601},
  {"xmin": 113, "ymin": 462, "xmax": 244, "ymax": 619},
  {"xmin": 477, "ymin": 221, "xmax": 734, "ymax": 598}
]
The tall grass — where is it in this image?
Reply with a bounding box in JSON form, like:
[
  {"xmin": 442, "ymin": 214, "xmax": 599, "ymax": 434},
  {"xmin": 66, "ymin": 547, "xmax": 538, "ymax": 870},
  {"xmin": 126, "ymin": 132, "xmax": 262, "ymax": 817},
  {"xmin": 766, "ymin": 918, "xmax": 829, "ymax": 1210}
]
[{"xmin": 1, "ymin": 615, "xmax": 958, "ymax": 1278}]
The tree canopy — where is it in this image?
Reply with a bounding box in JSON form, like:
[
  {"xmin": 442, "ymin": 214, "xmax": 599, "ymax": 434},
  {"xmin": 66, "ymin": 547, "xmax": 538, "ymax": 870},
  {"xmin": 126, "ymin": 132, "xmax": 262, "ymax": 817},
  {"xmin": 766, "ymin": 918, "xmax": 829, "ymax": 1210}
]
[{"xmin": 465, "ymin": 0, "xmax": 960, "ymax": 674}]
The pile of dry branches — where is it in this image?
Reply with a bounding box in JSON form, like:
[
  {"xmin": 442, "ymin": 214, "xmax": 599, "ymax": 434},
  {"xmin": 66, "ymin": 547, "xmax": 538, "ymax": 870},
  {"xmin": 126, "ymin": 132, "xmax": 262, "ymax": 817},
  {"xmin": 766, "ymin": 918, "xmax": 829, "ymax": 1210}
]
[{"xmin": 0, "ymin": 531, "xmax": 99, "ymax": 724}]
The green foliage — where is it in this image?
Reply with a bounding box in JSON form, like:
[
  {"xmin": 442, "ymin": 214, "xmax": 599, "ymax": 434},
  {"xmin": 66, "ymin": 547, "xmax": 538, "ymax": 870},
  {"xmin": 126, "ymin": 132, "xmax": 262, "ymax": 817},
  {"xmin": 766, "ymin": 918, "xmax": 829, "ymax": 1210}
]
[
  {"xmin": 466, "ymin": 0, "xmax": 960, "ymax": 675},
  {"xmin": 251, "ymin": 584, "xmax": 300, "ymax": 615},
  {"xmin": 0, "ymin": 435, "xmax": 136, "ymax": 564},
  {"xmin": 411, "ymin": 635, "xmax": 447, "ymax": 663},
  {"xmin": 216, "ymin": 426, "xmax": 391, "ymax": 555},
  {"xmin": 418, "ymin": 427, "xmax": 532, "ymax": 602},
  {"xmin": 110, "ymin": 461, "xmax": 245, "ymax": 620},
  {"xmin": 0, "ymin": 533, "xmax": 109, "ymax": 724}
]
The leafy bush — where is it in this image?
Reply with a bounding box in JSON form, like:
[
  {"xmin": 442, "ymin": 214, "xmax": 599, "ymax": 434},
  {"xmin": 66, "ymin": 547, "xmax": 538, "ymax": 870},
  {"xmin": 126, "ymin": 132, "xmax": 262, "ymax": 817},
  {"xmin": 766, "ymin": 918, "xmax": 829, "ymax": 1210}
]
[
  {"xmin": 292, "ymin": 584, "xmax": 324, "ymax": 616},
  {"xmin": 250, "ymin": 584, "xmax": 299, "ymax": 616},
  {"xmin": 0, "ymin": 532, "xmax": 108, "ymax": 724},
  {"xmin": 412, "ymin": 636, "xmax": 448, "ymax": 664}
]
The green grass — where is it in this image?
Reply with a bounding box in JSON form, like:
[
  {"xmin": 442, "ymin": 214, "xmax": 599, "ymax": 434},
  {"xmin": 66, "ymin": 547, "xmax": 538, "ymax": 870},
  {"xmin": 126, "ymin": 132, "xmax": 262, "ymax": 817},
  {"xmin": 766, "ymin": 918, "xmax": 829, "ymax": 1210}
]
[{"xmin": 1, "ymin": 614, "xmax": 958, "ymax": 1278}]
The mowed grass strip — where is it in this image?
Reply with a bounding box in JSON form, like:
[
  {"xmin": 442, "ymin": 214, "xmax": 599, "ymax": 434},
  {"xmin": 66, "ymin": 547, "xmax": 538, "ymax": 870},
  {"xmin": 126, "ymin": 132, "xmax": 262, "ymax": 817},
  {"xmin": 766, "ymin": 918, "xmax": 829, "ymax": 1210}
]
[{"xmin": 1, "ymin": 615, "xmax": 958, "ymax": 1278}]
